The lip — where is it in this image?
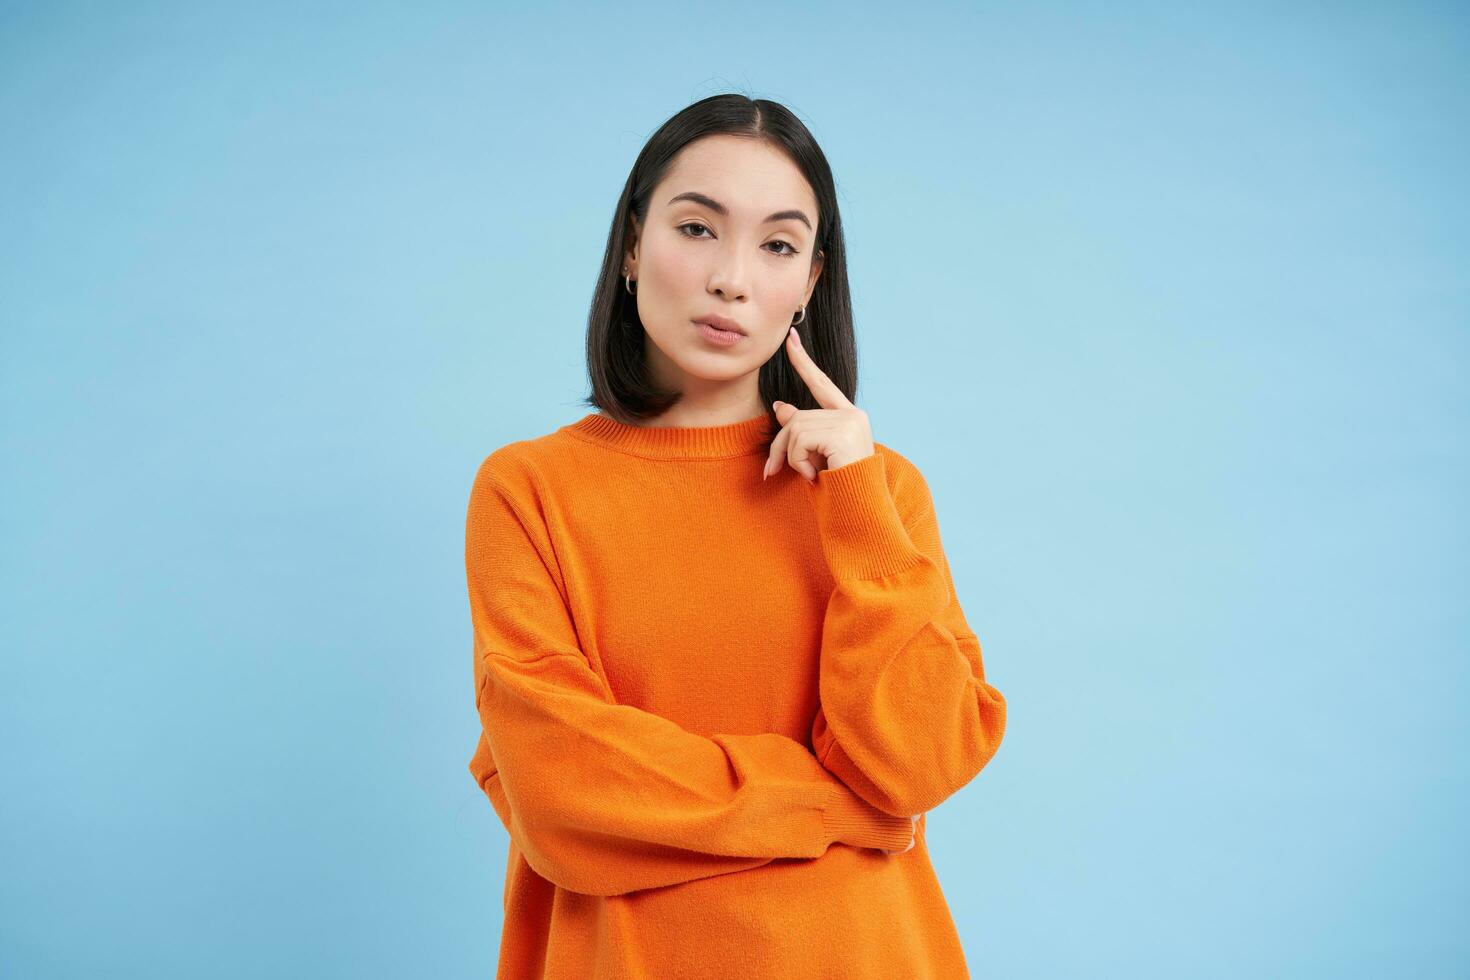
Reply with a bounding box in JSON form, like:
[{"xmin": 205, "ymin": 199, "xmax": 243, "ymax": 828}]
[
  {"xmin": 694, "ymin": 320, "xmax": 745, "ymax": 347},
  {"xmin": 692, "ymin": 314, "xmax": 747, "ymax": 335}
]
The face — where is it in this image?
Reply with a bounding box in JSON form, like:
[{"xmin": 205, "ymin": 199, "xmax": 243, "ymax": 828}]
[{"xmin": 623, "ymin": 134, "xmax": 824, "ymax": 396}]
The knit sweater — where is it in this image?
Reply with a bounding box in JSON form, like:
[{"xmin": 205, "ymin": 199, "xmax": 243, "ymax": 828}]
[{"xmin": 465, "ymin": 410, "xmax": 1007, "ymax": 979}]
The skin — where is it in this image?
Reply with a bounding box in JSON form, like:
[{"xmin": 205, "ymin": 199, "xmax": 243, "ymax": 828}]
[{"xmin": 618, "ymin": 133, "xmax": 876, "ymax": 484}]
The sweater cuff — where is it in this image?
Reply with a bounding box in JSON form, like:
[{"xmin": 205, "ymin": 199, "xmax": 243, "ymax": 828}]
[
  {"xmin": 808, "ymin": 452, "xmax": 923, "ymax": 581},
  {"xmin": 821, "ymin": 784, "xmax": 916, "ymax": 851}
]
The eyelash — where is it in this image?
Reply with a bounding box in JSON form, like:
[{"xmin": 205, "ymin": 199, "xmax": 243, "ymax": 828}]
[{"xmin": 677, "ymin": 222, "xmax": 799, "ymax": 258}]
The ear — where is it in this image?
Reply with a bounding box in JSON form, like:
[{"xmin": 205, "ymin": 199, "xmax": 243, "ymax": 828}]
[
  {"xmin": 804, "ymin": 249, "xmax": 824, "ymax": 302},
  {"xmin": 624, "ymin": 212, "xmax": 641, "ymax": 267}
]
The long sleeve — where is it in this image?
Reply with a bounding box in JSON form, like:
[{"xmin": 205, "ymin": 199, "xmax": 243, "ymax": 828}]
[
  {"xmin": 806, "ymin": 451, "xmax": 1007, "ymax": 819},
  {"xmin": 465, "ymin": 456, "xmax": 916, "ymax": 898}
]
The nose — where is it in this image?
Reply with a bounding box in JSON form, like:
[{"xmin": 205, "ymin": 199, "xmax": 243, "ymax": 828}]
[{"xmin": 707, "ymin": 243, "xmax": 749, "ymax": 302}]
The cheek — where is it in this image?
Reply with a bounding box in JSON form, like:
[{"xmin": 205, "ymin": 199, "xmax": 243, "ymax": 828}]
[
  {"xmin": 763, "ymin": 270, "xmax": 809, "ymax": 319},
  {"xmin": 774, "ymin": 273, "xmax": 807, "ymax": 307},
  {"xmin": 643, "ymin": 243, "xmax": 702, "ymax": 293}
]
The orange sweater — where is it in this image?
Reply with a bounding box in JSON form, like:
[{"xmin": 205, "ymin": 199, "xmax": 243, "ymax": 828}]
[{"xmin": 465, "ymin": 410, "xmax": 1006, "ymax": 978}]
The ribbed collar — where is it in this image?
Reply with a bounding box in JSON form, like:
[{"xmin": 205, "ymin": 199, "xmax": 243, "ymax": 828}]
[{"xmin": 562, "ymin": 411, "xmax": 773, "ymax": 460}]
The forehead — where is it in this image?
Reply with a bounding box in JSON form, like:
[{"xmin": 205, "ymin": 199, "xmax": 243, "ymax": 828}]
[{"xmin": 656, "ymin": 135, "xmax": 817, "ymax": 218}]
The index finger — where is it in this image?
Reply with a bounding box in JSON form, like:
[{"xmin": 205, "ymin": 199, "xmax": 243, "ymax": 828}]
[{"xmin": 786, "ymin": 326, "xmax": 853, "ymax": 410}]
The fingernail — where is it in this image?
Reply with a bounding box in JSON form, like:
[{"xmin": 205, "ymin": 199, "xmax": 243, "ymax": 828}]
[{"xmin": 789, "ymin": 326, "xmax": 800, "ymax": 344}]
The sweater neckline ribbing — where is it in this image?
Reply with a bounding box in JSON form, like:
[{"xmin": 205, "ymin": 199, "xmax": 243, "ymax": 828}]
[{"xmin": 562, "ymin": 410, "xmax": 773, "ymax": 460}]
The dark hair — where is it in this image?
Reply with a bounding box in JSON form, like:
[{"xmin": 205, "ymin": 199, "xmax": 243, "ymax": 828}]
[{"xmin": 582, "ymin": 94, "xmax": 857, "ymax": 455}]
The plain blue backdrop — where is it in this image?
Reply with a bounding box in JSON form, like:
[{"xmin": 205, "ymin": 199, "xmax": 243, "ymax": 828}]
[{"xmin": 2, "ymin": 2, "xmax": 1465, "ymax": 976}]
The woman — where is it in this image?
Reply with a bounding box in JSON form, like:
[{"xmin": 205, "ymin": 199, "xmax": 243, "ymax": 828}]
[{"xmin": 465, "ymin": 93, "xmax": 1007, "ymax": 978}]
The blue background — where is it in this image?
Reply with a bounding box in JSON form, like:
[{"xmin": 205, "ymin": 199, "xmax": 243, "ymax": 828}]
[{"xmin": 3, "ymin": 2, "xmax": 1465, "ymax": 976}]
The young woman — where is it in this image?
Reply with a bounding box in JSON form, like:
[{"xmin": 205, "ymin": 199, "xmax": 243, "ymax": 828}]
[{"xmin": 465, "ymin": 93, "xmax": 1007, "ymax": 978}]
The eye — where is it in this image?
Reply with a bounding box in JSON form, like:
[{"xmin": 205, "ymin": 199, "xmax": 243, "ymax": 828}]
[{"xmin": 677, "ymin": 223, "xmax": 800, "ymax": 258}]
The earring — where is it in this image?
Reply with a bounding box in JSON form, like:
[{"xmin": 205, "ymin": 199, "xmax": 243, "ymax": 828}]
[
  {"xmin": 791, "ymin": 305, "xmax": 806, "ymax": 325},
  {"xmin": 623, "ymin": 270, "xmax": 636, "ymax": 295}
]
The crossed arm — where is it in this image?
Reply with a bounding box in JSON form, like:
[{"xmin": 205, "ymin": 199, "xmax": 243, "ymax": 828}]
[{"xmin": 465, "ymin": 449, "xmax": 1005, "ymax": 898}]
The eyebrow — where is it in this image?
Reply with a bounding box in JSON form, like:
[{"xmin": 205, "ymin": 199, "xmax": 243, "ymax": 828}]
[{"xmin": 666, "ymin": 191, "xmax": 813, "ymax": 232}]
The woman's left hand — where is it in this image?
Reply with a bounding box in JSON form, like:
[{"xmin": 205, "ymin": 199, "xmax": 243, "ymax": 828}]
[{"xmin": 762, "ymin": 325, "xmax": 875, "ymax": 483}]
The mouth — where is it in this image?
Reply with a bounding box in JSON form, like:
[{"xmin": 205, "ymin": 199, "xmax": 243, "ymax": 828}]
[
  {"xmin": 693, "ymin": 319, "xmax": 746, "ymax": 345},
  {"xmin": 692, "ymin": 315, "xmax": 747, "ymax": 336}
]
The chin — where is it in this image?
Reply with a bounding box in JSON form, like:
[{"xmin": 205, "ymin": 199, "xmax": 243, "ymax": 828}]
[{"xmin": 678, "ymin": 359, "xmax": 754, "ymax": 382}]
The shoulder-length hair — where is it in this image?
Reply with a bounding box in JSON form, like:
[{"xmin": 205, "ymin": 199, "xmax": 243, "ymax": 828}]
[{"xmin": 582, "ymin": 94, "xmax": 857, "ymax": 454}]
